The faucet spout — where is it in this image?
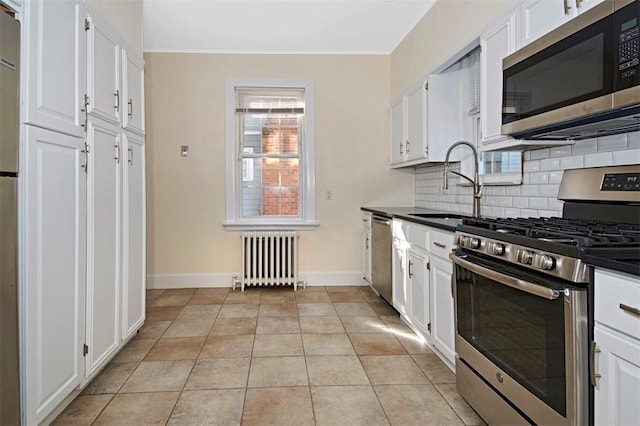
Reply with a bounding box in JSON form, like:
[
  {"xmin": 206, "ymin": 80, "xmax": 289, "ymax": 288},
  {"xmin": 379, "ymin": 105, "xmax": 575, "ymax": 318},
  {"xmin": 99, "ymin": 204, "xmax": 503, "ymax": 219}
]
[{"xmin": 442, "ymin": 141, "xmax": 482, "ymax": 218}]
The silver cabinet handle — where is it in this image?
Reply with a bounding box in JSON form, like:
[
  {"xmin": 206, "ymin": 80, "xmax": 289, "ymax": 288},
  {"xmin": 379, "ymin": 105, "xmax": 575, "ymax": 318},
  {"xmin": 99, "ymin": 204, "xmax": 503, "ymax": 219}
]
[
  {"xmin": 114, "ymin": 90, "xmax": 120, "ymax": 111},
  {"xmin": 433, "ymin": 241, "xmax": 446, "ymax": 249},
  {"xmin": 82, "ymin": 142, "xmax": 89, "ymax": 173},
  {"xmin": 408, "ymin": 260, "xmax": 414, "ymax": 278},
  {"xmin": 563, "ymin": 0, "xmax": 571, "ymax": 14},
  {"xmin": 620, "ymin": 303, "xmax": 640, "ymax": 316},
  {"xmin": 590, "ymin": 340, "xmax": 601, "ymax": 386},
  {"xmin": 115, "ymin": 142, "xmax": 120, "ymax": 163},
  {"xmin": 128, "ymin": 99, "xmax": 133, "ymax": 117},
  {"xmin": 128, "ymin": 146, "xmax": 133, "ymax": 165},
  {"xmin": 400, "ymin": 142, "xmax": 404, "ymax": 155},
  {"xmin": 406, "ymin": 140, "xmax": 410, "ymax": 153}
]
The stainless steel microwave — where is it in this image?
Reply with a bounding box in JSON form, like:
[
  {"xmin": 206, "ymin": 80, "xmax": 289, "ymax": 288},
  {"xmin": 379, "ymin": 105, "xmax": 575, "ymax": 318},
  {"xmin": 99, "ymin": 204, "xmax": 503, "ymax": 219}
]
[{"xmin": 502, "ymin": 0, "xmax": 640, "ymax": 140}]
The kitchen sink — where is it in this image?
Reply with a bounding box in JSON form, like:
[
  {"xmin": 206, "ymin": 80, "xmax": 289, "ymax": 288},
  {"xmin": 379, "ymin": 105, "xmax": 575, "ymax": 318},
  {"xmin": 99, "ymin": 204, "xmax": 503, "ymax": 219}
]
[{"xmin": 408, "ymin": 213, "xmax": 469, "ymax": 220}]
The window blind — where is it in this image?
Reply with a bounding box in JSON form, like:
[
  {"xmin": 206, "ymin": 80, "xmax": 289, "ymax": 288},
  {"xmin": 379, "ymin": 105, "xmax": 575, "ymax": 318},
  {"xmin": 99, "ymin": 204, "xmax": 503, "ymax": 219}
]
[
  {"xmin": 462, "ymin": 47, "xmax": 481, "ymax": 116},
  {"xmin": 235, "ymin": 87, "xmax": 305, "ymax": 114}
]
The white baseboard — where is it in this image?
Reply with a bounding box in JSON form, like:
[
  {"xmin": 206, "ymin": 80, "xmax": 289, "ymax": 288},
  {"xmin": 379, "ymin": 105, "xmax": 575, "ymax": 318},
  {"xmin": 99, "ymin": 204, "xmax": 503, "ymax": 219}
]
[{"xmin": 146, "ymin": 271, "xmax": 367, "ymax": 289}]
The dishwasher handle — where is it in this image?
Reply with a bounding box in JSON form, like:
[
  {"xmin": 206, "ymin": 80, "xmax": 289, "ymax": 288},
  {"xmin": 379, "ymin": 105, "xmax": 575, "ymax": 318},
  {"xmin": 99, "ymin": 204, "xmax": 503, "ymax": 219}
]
[{"xmin": 372, "ymin": 216, "xmax": 391, "ymax": 226}]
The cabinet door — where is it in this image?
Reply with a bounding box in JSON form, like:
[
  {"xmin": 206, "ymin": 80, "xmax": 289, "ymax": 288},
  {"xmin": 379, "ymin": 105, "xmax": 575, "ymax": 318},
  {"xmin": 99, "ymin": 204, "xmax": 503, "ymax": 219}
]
[
  {"xmin": 390, "ymin": 99, "xmax": 405, "ymax": 166},
  {"xmin": 392, "ymin": 240, "xmax": 407, "ymax": 314},
  {"xmin": 481, "ymin": 13, "xmax": 518, "ymax": 146},
  {"xmin": 405, "ymin": 82, "xmax": 428, "ymax": 163},
  {"xmin": 122, "ymin": 133, "xmax": 146, "ymax": 340},
  {"xmin": 408, "ymin": 248, "xmax": 430, "ymax": 335},
  {"xmin": 86, "ymin": 13, "xmax": 121, "ymax": 126},
  {"xmin": 122, "ymin": 49, "xmax": 145, "ymax": 135},
  {"xmin": 427, "ymin": 72, "xmax": 462, "ymax": 162},
  {"xmin": 24, "ymin": 0, "xmax": 85, "ymax": 137},
  {"xmin": 520, "ymin": 0, "xmax": 576, "ymax": 47},
  {"xmin": 594, "ymin": 326, "xmax": 640, "ymax": 426},
  {"xmin": 85, "ymin": 120, "xmax": 121, "ymax": 376},
  {"xmin": 430, "ymin": 256, "xmax": 455, "ymax": 367},
  {"xmin": 23, "ymin": 126, "xmax": 86, "ymax": 425}
]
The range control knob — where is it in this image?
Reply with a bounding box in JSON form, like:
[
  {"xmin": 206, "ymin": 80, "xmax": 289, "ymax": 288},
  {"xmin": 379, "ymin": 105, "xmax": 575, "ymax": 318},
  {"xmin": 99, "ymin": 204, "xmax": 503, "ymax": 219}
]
[
  {"xmin": 532, "ymin": 253, "xmax": 555, "ymax": 270},
  {"xmin": 462, "ymin": 236, "xmax": 480, "ymax": 249},
  {"xmin": 516, "ymin": 249, "xmax": 533, "ymax": 265},
  {"xmin": 486, "ymin": 242, "xmax": 505, "ymax": 256}
]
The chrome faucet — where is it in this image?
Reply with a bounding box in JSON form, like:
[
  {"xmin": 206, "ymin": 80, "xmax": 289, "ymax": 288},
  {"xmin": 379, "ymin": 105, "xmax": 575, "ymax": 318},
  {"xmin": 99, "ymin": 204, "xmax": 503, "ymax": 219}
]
[{"xmin": 443, "ymin": 141, "xmax": 482, "ymax": 218}]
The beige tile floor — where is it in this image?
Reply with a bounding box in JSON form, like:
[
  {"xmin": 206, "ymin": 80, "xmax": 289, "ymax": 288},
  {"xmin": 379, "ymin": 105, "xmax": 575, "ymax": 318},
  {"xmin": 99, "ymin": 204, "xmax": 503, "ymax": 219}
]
[{"xmin": 53, "ymin": 286, "xmax": 485, "ymax": 426}]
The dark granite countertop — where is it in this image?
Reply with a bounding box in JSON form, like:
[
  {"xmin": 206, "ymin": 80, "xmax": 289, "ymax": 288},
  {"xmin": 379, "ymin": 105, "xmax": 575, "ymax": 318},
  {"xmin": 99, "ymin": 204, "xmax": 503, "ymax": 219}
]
[
  {"xmin": 361, "ymin": 206, "xmax": 469, "ymax": 232},
  {"xmin": 582, "ymin": 254, "xmax": 640, "ymax": 277}
]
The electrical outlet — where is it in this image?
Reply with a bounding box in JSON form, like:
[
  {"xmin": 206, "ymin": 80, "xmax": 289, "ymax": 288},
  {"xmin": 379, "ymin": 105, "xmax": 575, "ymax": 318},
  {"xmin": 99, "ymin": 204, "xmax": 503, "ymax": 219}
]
[
  {"xmin": 325, "ymin": 190, "xmax": 333, "ymax": 200},
  {"xmin": 181, "ymin": 145, "xmax": 189, "ymax": 157}
]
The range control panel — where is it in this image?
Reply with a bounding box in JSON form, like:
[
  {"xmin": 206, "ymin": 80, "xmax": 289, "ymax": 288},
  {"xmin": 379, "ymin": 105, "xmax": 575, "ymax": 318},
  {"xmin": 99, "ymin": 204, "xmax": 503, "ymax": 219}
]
[{"xmin": 601, "ymin": 173, "xmax": 640, "ymax": 191}]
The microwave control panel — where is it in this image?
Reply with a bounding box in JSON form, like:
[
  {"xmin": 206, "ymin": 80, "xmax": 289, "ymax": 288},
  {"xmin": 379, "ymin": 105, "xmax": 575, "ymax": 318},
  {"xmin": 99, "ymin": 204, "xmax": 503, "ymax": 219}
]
[{"xmin": 617, "ymin": 5, "xmax": 639, "ymax": 81}]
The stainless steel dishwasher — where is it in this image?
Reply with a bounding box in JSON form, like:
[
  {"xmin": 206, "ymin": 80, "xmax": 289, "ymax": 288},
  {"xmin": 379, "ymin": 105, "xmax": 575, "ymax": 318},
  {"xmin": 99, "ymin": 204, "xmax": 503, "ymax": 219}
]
[{"xmin": 371, "ymin": 215, "xmax": 392, "ymax": 304}]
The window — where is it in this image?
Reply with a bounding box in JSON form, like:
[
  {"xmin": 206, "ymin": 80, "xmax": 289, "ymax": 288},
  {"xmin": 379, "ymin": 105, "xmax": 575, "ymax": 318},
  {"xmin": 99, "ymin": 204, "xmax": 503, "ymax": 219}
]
[
  {"xmin": 461, "ymin": 48, "xmax": 522, "ymax": 185},
  {"xmin": 225, "ymin": 78, "xmax": 316, "ymax": 229}
]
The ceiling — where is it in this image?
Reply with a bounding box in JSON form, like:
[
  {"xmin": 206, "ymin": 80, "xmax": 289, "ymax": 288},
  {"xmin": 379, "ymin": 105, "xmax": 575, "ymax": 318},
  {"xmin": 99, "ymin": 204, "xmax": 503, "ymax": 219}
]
[{"xmin": 143, "ymin": 0, "xmax": 437, "ymax": 54}]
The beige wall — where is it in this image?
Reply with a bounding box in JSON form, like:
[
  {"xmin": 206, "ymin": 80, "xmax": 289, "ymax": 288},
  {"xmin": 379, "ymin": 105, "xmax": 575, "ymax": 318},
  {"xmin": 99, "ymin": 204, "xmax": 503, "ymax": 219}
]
[
  {"xmin": 145, "ymin": 53, "xmax": 415, "ymax": 278},
  {"xmin": 88, "ymin": 0, "xmax": 144, "ymax": 55},
  {"xmin": 391, "ymin": 0, "xmax": 517, "ymax": 100}
]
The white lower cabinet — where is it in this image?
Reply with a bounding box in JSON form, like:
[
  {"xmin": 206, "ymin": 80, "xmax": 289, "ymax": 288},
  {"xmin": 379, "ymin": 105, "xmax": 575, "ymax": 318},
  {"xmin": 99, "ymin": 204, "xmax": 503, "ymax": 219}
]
[
  {"xmin": 407, "ymin": 247, "xmax": 430, "ymax": 335},
  {"xmin": 392, "ymin": 237, "xmax": 408, "ymax": 315},
  {"xmin": 121, "ymin": 133, "xmax": 146, "ymax": 340},
  {"xmin": 391, "ymin": 219, "xmax": 456, "ymax": 370},
  {"xmin": 430, "ymin": 255, "xmax": 455, "ymax": 367},
  {"xmin": 23, "ymin": 126, "xmax": 86, "ymax": 426},
  {"xmin": 85, "ymin": 120, "xmax": 122, "ymax": 376},
  {"xmin": 594, "ymin": 268, "xmax": 640, "ymax": 426}
]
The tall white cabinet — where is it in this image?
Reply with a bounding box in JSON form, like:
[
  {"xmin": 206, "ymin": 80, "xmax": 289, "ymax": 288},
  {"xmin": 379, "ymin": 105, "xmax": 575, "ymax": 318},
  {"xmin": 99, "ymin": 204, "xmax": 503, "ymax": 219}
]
[{"xmin": 21, "ymin": 1, "xmax": 146, "ymax": 424}]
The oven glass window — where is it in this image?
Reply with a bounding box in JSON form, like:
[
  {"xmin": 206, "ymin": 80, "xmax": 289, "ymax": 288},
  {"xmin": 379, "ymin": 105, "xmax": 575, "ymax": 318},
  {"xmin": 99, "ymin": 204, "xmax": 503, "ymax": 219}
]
[{"xmin": 456, "ymin": 264, "xmax": 567, "ymax": 416}]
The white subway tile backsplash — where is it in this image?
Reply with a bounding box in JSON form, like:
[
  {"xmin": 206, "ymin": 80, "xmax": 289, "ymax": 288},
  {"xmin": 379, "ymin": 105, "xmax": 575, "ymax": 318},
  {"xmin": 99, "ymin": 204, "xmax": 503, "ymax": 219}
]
[
  {"xmin": 560, "ymin": 155, "xmax": 584, "ymax": 170},
  {"xmin": 611, "ymin": 149, "xmax": 640, "ymax": 165},
  {"xmin": 530, "ymin": 148, "xmax": 550, "ymax": 160},
  {"xmin": 415, "ymin": 133, "xmax": 634, "ymax": 219},
  {"xmin": 505, "ymin": 186, "xmax": 521, "ymax": 196},
  {"xmin": 597, "ymin": 133, "xmax": 627, "ymax": 151},
  {"xmin": 523, "ymin": 160, "xmax": 540, "ymax": 172},
  {"xmin": 529, "ymin": 172, "xmax": 549, "ymax": 185},
  {"xmin": 505, "ymin": 208, "xmax": 521, "ymax": 218},
  {"xmin": 549, "ymin": 146, "xmax": 572, "ymax": 157},
  {"xmin": 539, "ymin": 184, "xmax": 559, "ymax": 197},
  {"xmin": 513, "ymin": 197, "xmax": 529, "ymax": 208},
  {"xmin": 549, "ymin": 171, "xmax": 564, "ymax": 184},
  {"xmin": 540, "ymin": 157, "xmax": 560, "ymax": 171},
  {"xmin": 584, "ymin": 152, "xmax": 613, "ymax": 167},
  {"xmin": 571, "ymin": 139, "xmax": 597, "ymax": 155},
  {"xmin": 529, "ymin": 197, "xmax": 548, "ymax": 209}
]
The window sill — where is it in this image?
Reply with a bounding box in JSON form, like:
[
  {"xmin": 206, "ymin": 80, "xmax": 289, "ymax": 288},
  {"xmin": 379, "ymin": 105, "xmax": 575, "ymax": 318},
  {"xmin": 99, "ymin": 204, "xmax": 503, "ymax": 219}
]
[{"xmin": 223, "ymin": 222, "xmax": 319, "ymax": 231}]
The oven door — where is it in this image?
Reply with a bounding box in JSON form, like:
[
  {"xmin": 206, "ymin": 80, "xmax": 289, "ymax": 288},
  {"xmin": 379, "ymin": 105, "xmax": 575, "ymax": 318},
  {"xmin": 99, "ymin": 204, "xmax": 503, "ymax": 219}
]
[{"xmin": 451, "ymin": 250, "xmax": 588, "ymax": 426}]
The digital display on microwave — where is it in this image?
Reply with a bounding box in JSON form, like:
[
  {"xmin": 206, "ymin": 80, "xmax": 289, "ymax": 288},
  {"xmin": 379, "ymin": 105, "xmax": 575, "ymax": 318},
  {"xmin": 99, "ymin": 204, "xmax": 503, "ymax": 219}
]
[{"xmin": 621, "ymin": 17, "xmax": 637, "ymax": 33}]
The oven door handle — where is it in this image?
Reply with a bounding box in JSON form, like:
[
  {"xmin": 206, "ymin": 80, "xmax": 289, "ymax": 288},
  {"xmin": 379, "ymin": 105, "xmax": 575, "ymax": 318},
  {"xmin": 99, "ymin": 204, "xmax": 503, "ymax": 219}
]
[{"xmin": 450, "ymin": 253, "xmax": 560, "ymax": 300}]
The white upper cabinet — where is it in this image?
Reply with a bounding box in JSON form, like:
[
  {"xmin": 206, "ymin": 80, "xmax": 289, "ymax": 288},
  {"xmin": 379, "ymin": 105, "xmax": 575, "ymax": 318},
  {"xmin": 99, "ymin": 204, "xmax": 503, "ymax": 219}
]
[
  {"xmin": 520, "ymin": 0, "xmax": 606, "ymax": 47},
  {"xmin": 427, "ymin": 71, "xmax": 462, "ymax": 162},
  {"xmin": 390, "ymin": 98, "xmax": 405, "ymax": 166},
  {"xmin": 86, "ymin": 8, "xmax": 145, "ymax": 136},
  {"xmin": 405, "ymin": 83, "xmax": 428, "ymax": 163},
  {"xmin": 389, "ymin": 81, "xmax": 428, "ymax": 168},
  {"xmin": 480, "ymin": 13, "xmax": 518, "ymax": 147},
  {"xmin": 122, "ymin": 50, "xmax": 145, "ymax": 135},
  {"xmin": 86, "ymin": 13, "xmax": 121, "ymax": 126},
  {"xmin": 23, "ymin": 0, "xmax": 85, "ymax": 137}
]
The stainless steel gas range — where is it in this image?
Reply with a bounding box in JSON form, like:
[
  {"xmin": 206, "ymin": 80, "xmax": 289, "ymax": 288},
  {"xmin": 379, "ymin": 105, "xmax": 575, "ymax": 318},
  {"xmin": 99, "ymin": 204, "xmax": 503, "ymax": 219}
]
[{"xmin": 451, "ymin": 165, "xmax": 640, "ymax": 426}]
